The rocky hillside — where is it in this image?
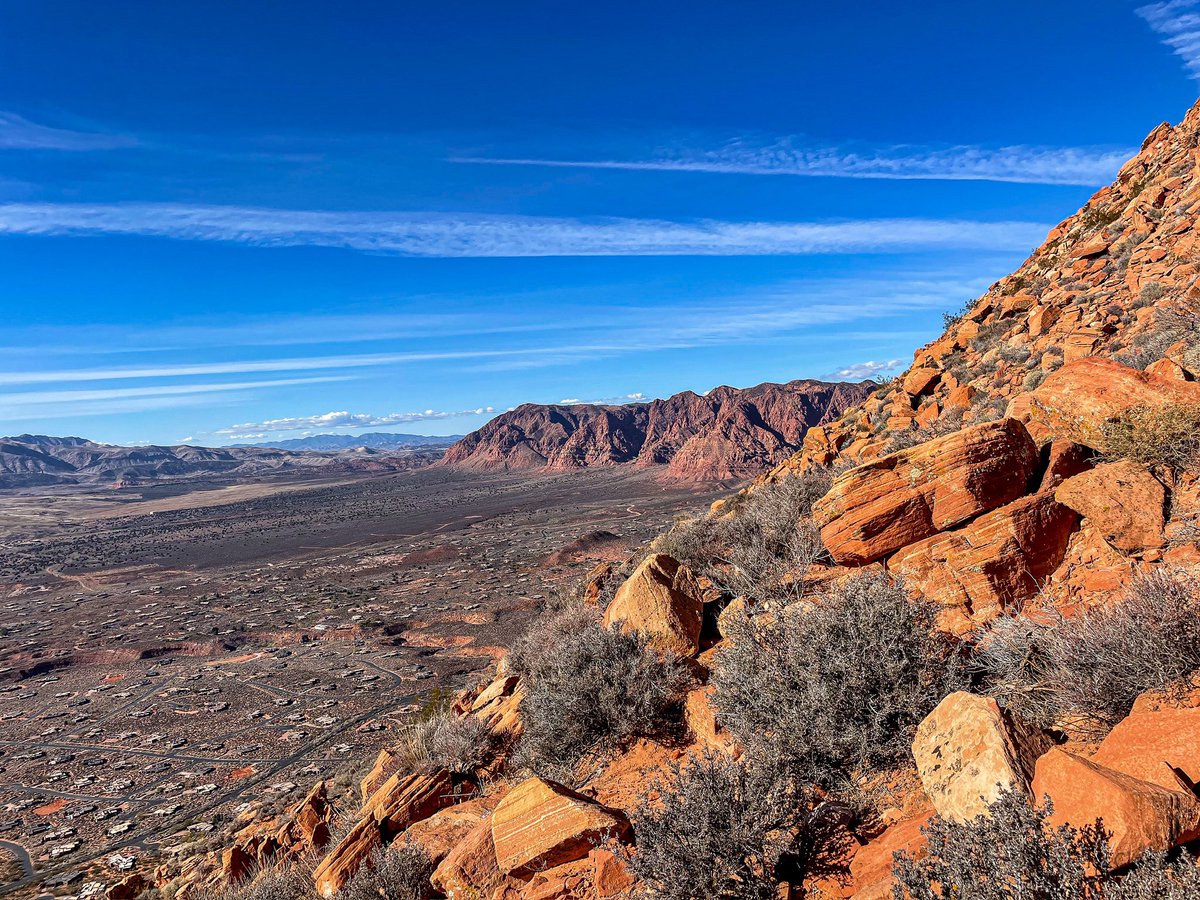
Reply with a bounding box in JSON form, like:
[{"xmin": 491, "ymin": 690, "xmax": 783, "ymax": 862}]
[
  {"xmin": 440, "ymin": 378, "xmax": 874, "ymax": 480},
  {"xmin": 0, "ymin": 434, "xmax": 441, "ymax": 488},
  {"xmin": 148, "ymin": 103, "xmax": 1200, "ymax": 900}
]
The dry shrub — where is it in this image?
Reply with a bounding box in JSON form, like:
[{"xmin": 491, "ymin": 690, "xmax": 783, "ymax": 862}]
[
  {"xmin": 893, "ymin": 790, "xmax": 1111, "ymax": 900},
  {"xmin": 978, "ymin": 568, "xmax": 1200, "ymax": 727},
  {"xmin": 655, "ymin": 469, "xmax": 832, "ymax": 603},
  {"xmin": 711, "ymin": 571, "xmax": 965, "ymax": 791},
  {"xmin": 510, "ymin": 603, "xmax": 687, "ymax": 778},
  {"xmin": 1099, "ymin": 404, "xmax": 1200, "ymax": 471},
  {"xmin": 627, "ymin": 752, "xmax": 838, "ymax": 900},
  {"xmin": 1107, "ymin": 850, "xmax": 1200, "ymax": 899},
  {"xmin": 336, "ymin": 844, "xmax": 434, "ymax": 900},
  {"xmin": 393, "ymin": 710, "xmax": 496, "ymax": 777},
  {"xmin": 200, "ymin": 863, "xmax": 313, "ymax": 900}
]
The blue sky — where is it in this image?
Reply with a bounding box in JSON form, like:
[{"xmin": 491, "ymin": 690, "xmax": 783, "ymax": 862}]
[{"xmin": 1, "ymin": 1, "xmax": 1198, "ymax": 445}]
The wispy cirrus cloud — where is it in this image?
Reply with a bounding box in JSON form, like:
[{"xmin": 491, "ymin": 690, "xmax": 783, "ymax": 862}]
[
  {"xmin": 823, "ymin": 359, "xmax": 905, "ymax": 381},
  {"xmin": 215, "ymin": 407, "xmax": 496, "ymax": 438},
  {"xmin": 0, "ymin": 376, "xmax": 350, "ymax": 420},
  {"xmin": 1138, "ymin": 1, "xmax": 1200, "ymax": 77},
  {"xmin": 0, "ymin": 202, "xmax": 1048, "ymax": 257},
  {"xmin": 0, "ymin": 111, "xmax": 133, "ymax": 151},
  {"xmin": 453, "ymin": 140, "xmax": 1132, "ymax": 186}
]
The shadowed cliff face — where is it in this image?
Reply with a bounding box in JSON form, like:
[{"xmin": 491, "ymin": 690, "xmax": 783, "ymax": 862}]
[{"xmin": 439, "ymin": 378, "xmax": 875, "ymax": 481}]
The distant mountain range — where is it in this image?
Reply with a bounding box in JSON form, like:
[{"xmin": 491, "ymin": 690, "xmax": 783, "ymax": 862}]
[
  {"xmin": 0, "ymin": 434, "xmax": 444, "ymax": 489},
  {"xmin": 238, "ymin": 432, "xmax": 462, "ymax": 452},
  {"xmin": 440, "ymin": 378, "xmax": 875, "ymax": 480}
]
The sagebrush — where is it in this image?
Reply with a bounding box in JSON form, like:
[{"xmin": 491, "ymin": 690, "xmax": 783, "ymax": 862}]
[
  {"xmin": 655, "ymin": 469, "xmax": 832, "ymax": 603},
  {"xmin": 892, "ymin": 790, "xmax": 1110, "ymax": 900},
  {"xmin": 978, "ymin": 568, "xmax": 1200, "ymax": 727},
  {"xmin": 627, "ymin": 752, "xmax": 838, "ymax": 900},
  {"xmin": 711, "ymin": 570, "xmax": 965, "ymax": 790},
  {"xmin": 511, "ymin": 603, "xmax": 687, "ymax": 778}
]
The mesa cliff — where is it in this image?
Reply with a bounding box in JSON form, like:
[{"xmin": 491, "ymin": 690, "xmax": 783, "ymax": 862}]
[{"xmin": 440, "ymin": 378, "xmax": 875, "ymax": 480}]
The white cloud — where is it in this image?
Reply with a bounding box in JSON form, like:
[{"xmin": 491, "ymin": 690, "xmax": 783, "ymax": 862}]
[
  {"xmin": 1138, "ymin": 1, "xmax": 1200, "ymax": 77},
  {"xmin": 215, "ymin": 407, "xmax": 496, "ymax": 438},
  {"xmin": 557, "ymin": 392, "xmax": 646, "ymax": 405},
  {"xmin": 824, "ymin": 359, "xmax": 905, "ymax": 381},
  {"xmin": 0, "ymin": 112, "xmax": 133, "ymax": 151},
  {"xmin": 0, "ymin": 377, "xmax": 350, "ymax": 420},
  {"xmin": 0, "ymin": 202, "xmax": 1048, "ymax": 257},
  {"xmin": 0, "ymin": 350, "xmax": 537, "ymax": 386},
  {"xmin": 453, "ymin": 141, "xmax": 1132, "ymax": 186}
]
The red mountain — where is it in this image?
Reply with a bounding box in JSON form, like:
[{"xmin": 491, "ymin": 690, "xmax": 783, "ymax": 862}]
[{"xmin": 439, "ymin": 378, "xmax": 875, "ymax": 480}]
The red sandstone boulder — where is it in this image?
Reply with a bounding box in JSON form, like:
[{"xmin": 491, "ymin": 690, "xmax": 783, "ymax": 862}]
[
  {"xmin": 813, "ymin": 419, "xmax": 1039, "ymax": 565},
  {"xmin": 889, "ymin": 492, "xmax": 1079, "ymax": 628},
  {"xmin": 603, "ymin": 553, "xmax": 703, "ymax": 656},
  {"xmin": 1036, "ymin": 440, "xmax": 1093, "ymax": 492},
  {"xmin": 1019, "ymin": 357, "xmax": 1200, "ymax": 445},
  {"xmin": 313, "ymin": 816, "xmax": 381, "ymax": 897},
  {"xmin": 1055, "ymin": 460, "xmax": 1167, "ymax": 552},
  {"xmin": 490, "ymin": 777, "xmax": 631, "ymax": 878},
  {"xmin": 1091, "ymin": 707, "xmax": 1200, "ymax": 792},
  {"xmin": 1031, "ymin": 748, "xmax": 1200, "ymax": 869},
  {"xmin": 849, "ymin": 804, "xmax": 934, "ymax": 900},
  {"xmin": 431, "ymin": 817, "xmax": 505, "ymax": 899},
  {"xmin": 404, "ymin": 793, "xmax": 503, "ymax": 865},
  {"xmin": 912, "ymin": 692, "xmax": 1053, "ymax": 823},
  {"xmin": 684, "ymin": 684, "xmax": 737, "ymax": 755}
]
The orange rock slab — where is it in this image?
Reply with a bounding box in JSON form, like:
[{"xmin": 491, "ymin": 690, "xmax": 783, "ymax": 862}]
[
  {"xmin": 1031, "ymin": 748, "xmax": 1200, "ymax": 869},
  {"xmin": 1055, "ymin": 460, "xmax": 1167, "ymax": 552},
  {"xmin": 813, "ymin": 419, "xmax": 1039, "ymax": 566},
  {"xmin": 490, "ymin": 777, "xmax": 631, "ymax": 878}
]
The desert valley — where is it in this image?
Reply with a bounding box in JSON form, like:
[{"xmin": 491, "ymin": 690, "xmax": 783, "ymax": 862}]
[{"xmin": 5, "ymin": 5, "xmax": 1200, "ymax": 900}]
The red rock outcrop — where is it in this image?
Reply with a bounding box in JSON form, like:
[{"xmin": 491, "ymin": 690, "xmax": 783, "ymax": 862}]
[
  {"xmin": 812, "ymin": 419, "xmax": 1039, "ymax": 566},
  {"xmin": 602, "ymin": 553, "xmax": 704, "ymax": 656},
  {"xmin": 440, "ymin": 378, "xmax": 873, "ymax": 480},
  {"xmin": 889, "ymin": 492, "xmax": 1079, "ymax": 628},
  {"xmin": 490, "ymin": 777, "xmax": 631, "ymax": 878}
]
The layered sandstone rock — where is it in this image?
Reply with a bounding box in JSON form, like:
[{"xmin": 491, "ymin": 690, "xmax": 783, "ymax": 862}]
[
  {"xmin": 1031, "ymin": 748, "xmax": 1200, "ymax": 869},
  {"xmin": 813, "ymin": 419, "xmax": 1039, "ymax": 566},
  {"xmin": 1055, "ymin": 460, "xmax": 1167, "ymax": 553},
  {"xmin": 912, "ymin": 692, "xmax": 1053, "ymax": 823},
  {"xmin": 431, "ymin": 817, "xmax": 505, "ymax": 899},
  {"xmin": 889, "ymin": 492, "xmax": 1079, "ymax": 628},
  {"xmin": 603, "ymin": 553, "xmax": 704, "ymax": 656},
  {"xmin": 490, "ymin": 778, "xmax": 631, "ymax": 877},
  {"xmin": 313, "ymin": 816, "xmax": 382, "ymax": 897}
]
